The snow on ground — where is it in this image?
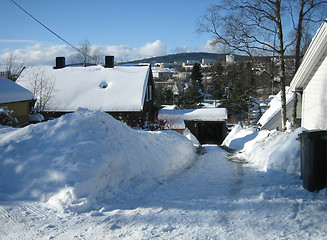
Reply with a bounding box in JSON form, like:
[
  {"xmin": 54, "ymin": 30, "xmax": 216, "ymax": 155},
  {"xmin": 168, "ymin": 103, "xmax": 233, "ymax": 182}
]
[
  {"xmin": 1, "ymin": 113, "xmax": 327, "ymax": 239},
  {"xmin": 0, "ymin": 109, "xmax": 196, "ymax": 213},
  {"xmin": 222, "ymin": 125, "xmax": 305, "ymax": 175}
]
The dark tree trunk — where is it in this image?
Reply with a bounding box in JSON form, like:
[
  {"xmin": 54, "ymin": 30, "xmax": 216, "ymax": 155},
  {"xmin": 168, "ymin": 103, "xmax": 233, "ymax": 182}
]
[
  {"xmin": 292, "ymin": 0, "xmax": 305, "ymax": 127},
  {"xmin": 276, "ymin": 0, "xmax": 287, "ymax": 131}
]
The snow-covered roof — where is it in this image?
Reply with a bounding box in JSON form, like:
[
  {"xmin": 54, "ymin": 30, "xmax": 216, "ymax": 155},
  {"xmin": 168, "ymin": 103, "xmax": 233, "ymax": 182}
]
[
  {"xmin": 258, "ymin": 86, "xmax": 293, "ymax": 128},
  {"xmin": 158, "ymin": 108, "xmax": 228, "ymax": 129},
  {"xmin": 250, "ymin": 97, "xmax": 261, "ymax": 105},
  {"xmin": 290, "ymin": 21, "xmax": 327, "ymax": 91},
  {"xmin": 182, "ymin": 108, "xmax": 228, "ymax": 121},
  {"xmin": 0, "ymin": 78, "xmax": 35, "ymax": 104},
  {"xmin": 162, "ymin": 105, "xmax": 180, "ymax": 110},
  {"xmin": 16, "ymin": 65, "xmax": 151, "ymax": 112}
]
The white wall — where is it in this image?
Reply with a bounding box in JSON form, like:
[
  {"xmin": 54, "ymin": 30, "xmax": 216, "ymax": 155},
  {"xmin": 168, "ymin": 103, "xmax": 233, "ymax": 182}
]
[{"xmin": 302, "ymin": 54, "xmax": 327, "ymax": 130}]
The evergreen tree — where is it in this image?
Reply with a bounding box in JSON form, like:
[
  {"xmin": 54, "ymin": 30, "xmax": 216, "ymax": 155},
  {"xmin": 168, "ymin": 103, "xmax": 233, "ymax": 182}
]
[
  {"xmin": 191, "ymin": 63, "xmax": 203, "ymax": 91},
  {"xmin": 182, "ymin": 63, "xmax": 204, "ymax": 108},
  {"xmin": 209, "ymin": 62, "xmax": 225, "ymax": 99},
  {"xmin": 220, "ymin": 63, "xmax": 253, "ymax": 121},
  {"xmin": 155, "ymin": 86, "xmax": 174, "ymax": 106}
]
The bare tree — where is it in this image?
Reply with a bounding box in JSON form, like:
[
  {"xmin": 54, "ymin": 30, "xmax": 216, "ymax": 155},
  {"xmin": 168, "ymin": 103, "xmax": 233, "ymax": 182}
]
[
  {"xmin": 287, "ymin": 0, "xmax": 327, "ymax": 71},
  {"xmin": 198, "ymin": 0, "xmax": 292, "ymax": 130},
  {"xmin": 27, "ymin": 67, "xmax": 55, "ymax": 112},
  {"xmin": 75, "ymin": 39, "xmax": 91, "ymax": 66},
  {"xmin": 3, "ymin": 52, "xmax": 24, "ymax": 81},
  {"xmin": 74, "ymin": 39, "xmax": 104, "ymax": 66},
  {"xmin": 91, "ymin": 47, "xmax": 104, "ymax": 65},
  {"xmin": 199, "ymin": 0, "xmax": 326, "ymax": 130}
]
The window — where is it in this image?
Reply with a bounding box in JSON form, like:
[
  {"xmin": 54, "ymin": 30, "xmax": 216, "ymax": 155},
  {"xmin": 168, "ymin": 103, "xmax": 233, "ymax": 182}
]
[{"xmin": 149, "ymin": 85, "xmax": 152, "ymax": 101}]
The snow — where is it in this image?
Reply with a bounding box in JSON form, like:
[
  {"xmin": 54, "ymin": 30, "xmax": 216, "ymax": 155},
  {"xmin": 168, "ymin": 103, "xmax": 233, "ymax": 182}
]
[
  {"xmin": 0, "ymin": 78, "xmax": 34, "ymax": 104},
  {"xmin": 16, "ymin": 65, "xmax": 151, "ymax": 112},
  {"xmin": 222, "ymin": 124, "xmax": 258, "ymax": 151},
  {"xmin": 158, "ymin": 108, "xmax": 228, "ymax": 129},
  {"xmin": 258, "ymin": 86, "xmax": 293, "ymax": 128},
  {"xmin": 29, "ymin": 113, "xmax": 44, "ymax": 122},
  {"xmin": 1, "ymin": 110, "xmax": 327, "ymax": 239},
  {"xmin": 222, "ymin": 124, "xmax": 307, "ymax": 175},
  {"xmin": 0, "ymin": 109, "xmax": 196, "ymax": 212},
  {"xmin": 162, "ymin": 105, "xmax": 180, "ymax": 110}
]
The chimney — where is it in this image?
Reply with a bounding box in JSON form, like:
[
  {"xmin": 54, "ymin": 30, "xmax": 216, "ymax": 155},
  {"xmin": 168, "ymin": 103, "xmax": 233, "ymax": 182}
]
[
  {"xmin": 55, "ymin": 57, "xmax": 65, "ymax": 69},
  {"xmin": 104, "ymin": 56, "xmax": 114, "ymax": 68}
]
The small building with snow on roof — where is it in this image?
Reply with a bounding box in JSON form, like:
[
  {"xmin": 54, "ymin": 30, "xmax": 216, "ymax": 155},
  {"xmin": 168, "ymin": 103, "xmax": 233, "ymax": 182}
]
[
  {"xmin": 0, "ymin": 78, "xmax": 35, "ymax": 126},
  {"xmin": 158, "ymin": 108, "xmax": 228, "ymax": 145},
  {"xmin": 290, "ymin": 20, "xmax": 327, "ymax": 130},
  {"xmin": 16, "ymin": 57, "xmax": 156, "ymax": 127}
]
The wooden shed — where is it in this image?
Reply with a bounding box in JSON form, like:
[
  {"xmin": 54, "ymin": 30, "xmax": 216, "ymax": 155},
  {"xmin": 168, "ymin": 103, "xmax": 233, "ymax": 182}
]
[
  {"xmin": 0, "ymin": 78, "xmax": 35, "ymax": 126},
  {"xmin": 158, "ymin": 108, "xmax": 228, "ymax": 145}
]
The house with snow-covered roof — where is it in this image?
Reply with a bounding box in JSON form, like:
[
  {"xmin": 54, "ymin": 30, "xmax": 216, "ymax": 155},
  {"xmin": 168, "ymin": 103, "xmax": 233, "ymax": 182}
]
[
  {"xmin": 16, "ymin": 57, "xmax": 156, "ymax": 127},
  {"xmin": 158, "ymin": 108, "xmax": 228, "ymax": 145},
  {"xmin": 0, "ymin": 78, "xmax": 35, "ymax": 126},
  {"xmin": 290, "ymin": 20, "xmax": 327, "ymax": 130}
]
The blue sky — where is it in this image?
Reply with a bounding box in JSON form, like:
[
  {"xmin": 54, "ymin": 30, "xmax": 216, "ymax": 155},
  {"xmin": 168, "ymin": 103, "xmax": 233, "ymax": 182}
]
[{"xmin": 1, "ymin": 0, "xmax": 220, "ymax": 65}]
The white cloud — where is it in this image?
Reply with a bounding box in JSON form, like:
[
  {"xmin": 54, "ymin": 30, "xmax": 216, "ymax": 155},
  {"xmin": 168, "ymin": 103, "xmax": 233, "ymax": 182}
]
[
  {"xmin": 0, "ymin": 39, "xmax": 38, "ymax": 44},
  {"xmin": 0, "ymin": 40, "xmax": 167, "ymax": 67},
  {"xmin": 194, "ymin": 40, "xmax": 230, "ymax": 53},
  {"xmin": 101, "ymin": 40, "xmax": 167, "ymax": 62},
  {"xmin": 0, "ymin": 44, "xmax": 76, "ymax": 66},
  {"xmin": 174, "ymin": 45, "xmax": 190, "ymax": 53},
  {"xmin": 138, "ymin": 40, "xmax": 167, "ymax": 57}
]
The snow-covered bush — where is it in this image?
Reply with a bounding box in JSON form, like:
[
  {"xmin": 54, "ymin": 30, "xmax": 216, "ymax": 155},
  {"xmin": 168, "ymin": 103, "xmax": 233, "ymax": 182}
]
[{"xmin": 0, "ymin": 108, "xmax": 18, "ymax": 127}]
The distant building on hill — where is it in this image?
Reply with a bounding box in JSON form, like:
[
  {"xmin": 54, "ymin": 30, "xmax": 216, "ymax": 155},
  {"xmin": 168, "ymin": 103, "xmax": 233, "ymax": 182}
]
[{"xmin": 226, "ymin": 54, "xmax": 235, "ymax": 65}]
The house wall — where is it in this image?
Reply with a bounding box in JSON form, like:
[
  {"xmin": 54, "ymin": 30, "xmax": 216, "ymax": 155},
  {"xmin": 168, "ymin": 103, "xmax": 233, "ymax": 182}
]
[
  {"xmin": 42, "ymin": 111, "xmax": 147, "ymax": 128},
  {"xmin": 0, "ymin": 100, "xmax": 32, "ymax": 126},
  {"xmin": 302, "ymin": 54, "xmax": 327, "ymax": 130}
]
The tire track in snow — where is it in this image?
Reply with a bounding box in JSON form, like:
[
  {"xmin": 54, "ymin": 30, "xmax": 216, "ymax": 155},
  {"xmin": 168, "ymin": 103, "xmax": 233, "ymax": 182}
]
[
  {"xmin": 0, "ymin": 205, "xmax": 16, "ymax": 223},
  {"xmin": 0, "ymin": 201, "xmax": 72, "ymax": 239}
]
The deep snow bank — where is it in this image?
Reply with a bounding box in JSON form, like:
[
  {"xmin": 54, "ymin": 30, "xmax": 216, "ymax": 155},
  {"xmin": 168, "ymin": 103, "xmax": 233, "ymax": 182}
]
[
  {"xmin": 0, "ymin": 109, "xmax": 196, "ymax": 212},
  {"xmin": 222, "ymin": 125, "xmax": 258, "ymax": 151},
  {"xmin": 222, "ymin": 125, "xmax": 306, "ymax": 175}
]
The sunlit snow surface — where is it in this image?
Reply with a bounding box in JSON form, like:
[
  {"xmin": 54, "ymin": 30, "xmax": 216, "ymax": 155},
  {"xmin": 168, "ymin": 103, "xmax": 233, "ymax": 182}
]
[
  {"xmin": 16, "ymin": 65, "xmax": 150, "ymax": 112},
  {"xmin": 0, "ymin": 110, "xmax": 326, "ymax": 239}
]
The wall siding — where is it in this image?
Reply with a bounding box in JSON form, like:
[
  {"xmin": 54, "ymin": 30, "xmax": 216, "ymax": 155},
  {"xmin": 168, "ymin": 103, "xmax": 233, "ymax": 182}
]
[
  {"xmin": 302, "ymin": 55, "xmax": 327, "ymax": 130},
  {"xmin": 0, "ymin": 101, "xmax": 31, "ymax": 126}
]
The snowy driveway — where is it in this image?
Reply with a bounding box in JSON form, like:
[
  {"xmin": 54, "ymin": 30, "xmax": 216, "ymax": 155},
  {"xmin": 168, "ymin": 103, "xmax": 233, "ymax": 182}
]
[{"xmin": 1, "ymin": 145, "xmax": 327, "ymax": 239}]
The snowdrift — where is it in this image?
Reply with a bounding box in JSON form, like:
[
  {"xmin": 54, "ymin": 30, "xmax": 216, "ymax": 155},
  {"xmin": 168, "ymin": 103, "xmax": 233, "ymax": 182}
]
[
  {"xmin": 0, "ymin": 109, "xmax": 196, "ymax": 212},
  {"xmin": 222, "ymin": 125, "xmax": 306, "ymax": 175}
]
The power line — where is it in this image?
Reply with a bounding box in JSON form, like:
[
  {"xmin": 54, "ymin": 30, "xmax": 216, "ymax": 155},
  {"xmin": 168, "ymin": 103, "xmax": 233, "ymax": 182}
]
[{"xmin": 10, "ymin": 0, "xmax": 81, "ymax": 54}]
